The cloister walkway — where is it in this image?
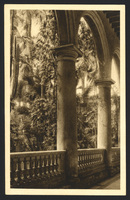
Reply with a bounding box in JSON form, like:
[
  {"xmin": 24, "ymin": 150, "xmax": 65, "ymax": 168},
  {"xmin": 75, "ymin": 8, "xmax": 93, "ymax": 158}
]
[
  {"xmin": 90, "ymin": 173, "xmax": 120, "ymax": 189},
  {"xmin": 61, "ymin": 173, "xmax": 120, "ymax": 189},
  {"xmin": 10, "ymin": 148, "xmax": 120, "ymax": 189}
]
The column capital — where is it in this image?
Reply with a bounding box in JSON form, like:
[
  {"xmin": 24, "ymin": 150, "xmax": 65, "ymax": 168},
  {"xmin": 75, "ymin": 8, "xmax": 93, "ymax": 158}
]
[
  {"xmin": 53, "ymin": 44, "xmax": 82, "ymax": 62},
  {"xmin": 95, "ymin": 78, "xmax": 115, "ymax": 87}
]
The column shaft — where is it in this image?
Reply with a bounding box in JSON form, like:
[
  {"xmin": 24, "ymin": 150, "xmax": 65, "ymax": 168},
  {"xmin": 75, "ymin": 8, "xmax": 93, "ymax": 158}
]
[
  {"xmin": 96, "ymin": 79, "xmax": 114, "ymax": 164},
  {"xmin": 98, "ymin": 86, "xmax": 111, "ymax": 149},
  {"xmin": 118, "ymin": 108, "xmax": 120, "ymax": 147},
  {"xmin": 55, "ymin": 44, "xmax": 82, "ymax": 180}
]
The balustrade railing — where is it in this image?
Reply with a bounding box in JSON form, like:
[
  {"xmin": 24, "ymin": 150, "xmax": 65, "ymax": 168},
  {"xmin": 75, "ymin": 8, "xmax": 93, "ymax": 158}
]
[
  {"xmin": 78, "ymin": 149, "xmax": 105, "ymax": 173},
  {"xmin": 11, "ymin": 150, "xmax": 66, "ymax": 187},
  {"xmin": 111, "ymin": 147, "xmax": 120, "ymax": 165},
  {"xmin": 10, "ymin": 148, "xmax": 120, "ymax": 187}
]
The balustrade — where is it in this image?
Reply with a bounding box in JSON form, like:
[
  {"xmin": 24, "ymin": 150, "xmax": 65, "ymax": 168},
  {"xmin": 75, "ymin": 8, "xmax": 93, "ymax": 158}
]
[
  {"xmin": 10, "ymin": 148, "xmax": 120, "ymax": 188},
  {"xmin": 78, "ymin": 149, "xmax": 105, "ymax": 174},
  {"xmin": 11, "ymin": 150, "xmax": 66, "ymax": 187},
  {"xmin": 111, "ymin": 147, "xmax": 120, "ymax": 165}
]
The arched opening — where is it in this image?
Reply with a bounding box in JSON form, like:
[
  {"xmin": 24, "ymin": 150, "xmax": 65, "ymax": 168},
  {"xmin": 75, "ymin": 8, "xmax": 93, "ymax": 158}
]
[
  {"xmin": 111, "ymin": 55, "xmax": 120, "ymax": 147},
  {"xmin": 79, "ymin": 11, "xmax": 111, "ymax": 78},
  {"xmin": 75, "ymin": 11, "xmax": 114, "ymax": 153},
  {"xmin": 76, "ymin": 17, "xmax": 99, "ymax": 149}
]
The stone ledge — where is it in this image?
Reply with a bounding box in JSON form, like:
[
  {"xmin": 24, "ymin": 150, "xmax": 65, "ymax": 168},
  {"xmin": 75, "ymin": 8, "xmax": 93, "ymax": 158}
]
[{"xmin": 95, "ymin": 78, "xmax": 115, "ymax": 86}]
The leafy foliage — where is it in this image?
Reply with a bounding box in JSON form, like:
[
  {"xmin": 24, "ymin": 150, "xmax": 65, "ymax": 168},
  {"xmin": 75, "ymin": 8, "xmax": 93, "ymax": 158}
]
[
  {"xmin": 10, "ymin": 12, "xmax": 119, "ymax": 152},
  {"xmin": 111, "ymin": 92, "xmax": 120, "ymax": 147},
  {"xmin": 76, "ymin": 17, "xmax": 98, "ymax": 83},
  {"xmin": 76, "ymin": 17, "xmax": 98, "ymax": 149},
  {"xmin": 10, "ymin": 10, "xmax": 58, "ymax": 152}
]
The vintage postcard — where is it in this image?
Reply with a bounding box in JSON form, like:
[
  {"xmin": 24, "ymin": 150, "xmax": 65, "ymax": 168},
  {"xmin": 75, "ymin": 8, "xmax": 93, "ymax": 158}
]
[{"xmin": 4, "ymin": 4, "xmax": 126, "ymax": 195}]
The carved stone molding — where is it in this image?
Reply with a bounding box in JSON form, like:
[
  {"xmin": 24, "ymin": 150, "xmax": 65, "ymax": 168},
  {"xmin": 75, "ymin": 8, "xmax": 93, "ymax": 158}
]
[
  {"xmin": 54, "ymin": 44, "xmax": 82, "ymax": 62},
  {"xmin": 95, "ymin": 78, "xmax": 115, "ymax": 87}
]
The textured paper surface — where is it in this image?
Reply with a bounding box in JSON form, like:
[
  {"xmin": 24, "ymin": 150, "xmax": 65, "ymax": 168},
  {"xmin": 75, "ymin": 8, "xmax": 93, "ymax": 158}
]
[{"xmin": 4, "ymin": 4, "xmax": 126, "ymax": 195}]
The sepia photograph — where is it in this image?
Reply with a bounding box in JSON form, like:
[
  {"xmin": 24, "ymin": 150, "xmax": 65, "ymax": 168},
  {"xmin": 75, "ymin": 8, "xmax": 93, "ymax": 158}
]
[{"xmin": 4, "ymin": 4, "xmax": 126, "ymax": 195}]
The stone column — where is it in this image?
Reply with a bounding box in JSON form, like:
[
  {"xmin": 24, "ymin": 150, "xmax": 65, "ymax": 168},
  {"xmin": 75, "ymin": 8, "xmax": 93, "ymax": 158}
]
[
  {"xmin": 95, "ymin": 79, "xmax": 115, "ymax": 165},
  {"xmin": 118, "ymin": 107, "xmax": 120, "ymax": 147},
  {"xmin": 54, "ymin": 44, "xmax": 82, "ymax": 182}
]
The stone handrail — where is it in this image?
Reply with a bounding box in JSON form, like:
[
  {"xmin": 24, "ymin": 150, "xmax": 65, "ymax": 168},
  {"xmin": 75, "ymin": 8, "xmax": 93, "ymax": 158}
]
[
  {"xmin": 78, "ymin": 148, "xmax": 106, "ymax": 173},
  {"xmin": 10, "ymin": 150, "xmax": 66, "ymax": 187},
  {"xmin": 10, "ymin": 148, "xmax": 120, "ymax": 188}
]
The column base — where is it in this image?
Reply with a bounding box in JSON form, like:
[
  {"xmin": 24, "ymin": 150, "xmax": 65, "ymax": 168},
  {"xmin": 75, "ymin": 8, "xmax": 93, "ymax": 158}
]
[
  {"xmin": 107, "ymin": 165, "xmax": 120, "ymax": 177},
  {"xmin": 68, "ymin": 177, "xmax": 80, "ymax": 188}
]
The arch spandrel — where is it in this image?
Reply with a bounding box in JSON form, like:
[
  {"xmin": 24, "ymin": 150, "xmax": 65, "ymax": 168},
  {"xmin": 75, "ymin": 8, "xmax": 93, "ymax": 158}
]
[
  {"xmin": 113, "ymin": 47, "xmax": 120, "ymax": 61},
  {"xmin": 54, "ymin": 11, "xmax": 69, "ymax": 45},
  {"xmin": 97, "ymin": 11, "xmax": 120, "ymax": 56},
  {"xmin": 54, "ymin": 10, "xmax": 78, "ymax": 45},
  {"xmin": 112, "ymin": 47, "xmax": 120, "ymax": 86}
]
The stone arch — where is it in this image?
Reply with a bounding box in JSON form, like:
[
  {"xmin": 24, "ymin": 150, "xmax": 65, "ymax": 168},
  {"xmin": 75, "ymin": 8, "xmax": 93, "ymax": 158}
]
[
  {"xmin": 113, "ymin": 47, "xmax": 120, "ymax": 82},
  {"xmin": 113, "ymin": 47, "xmax": 120, "ymax": 60},
  {"xmin": 76, "ymin": 11, "xmax": 112, "ymax": 79},
  {"xmin": 111, "ymin": 46, "xmax": 120, "ymax": 147},
  {"xmin": 54, "ymin": 10, "xmax": 77, "ymax": 45},
  {"xmin": 112, "ymin": 47, "xmax": 120, "ymax": 89}
]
